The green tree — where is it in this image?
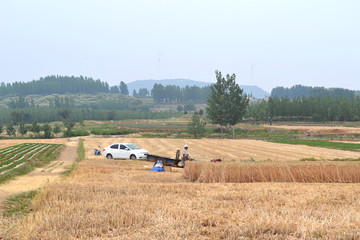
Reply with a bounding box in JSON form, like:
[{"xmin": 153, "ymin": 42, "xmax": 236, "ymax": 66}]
[
  {"xmin": 176, "ymin": 105, "xmax": 183, "ymax": 112},
  {"xmin": 138, "ymin": 88, "xmax": 149, "ymax": 98},
  {"xmin": 0, "ymin": 122, "xmax": 3, "ymax": 134},
  {"xmin": 206, "ymin": 70, "xmax": 249, "ymax": 138},
  {"xmin": 120, "ymin": 81, "xmax": 129, "ymax": 95},
  {"xmin": 63, "ymin": 119, "xmax": 76, "ymax": 138},
  {"xmin": 19, "ymin": 121, "xmax": 28, "ymax": 136},
  {"xmin": 42, "ymin": 123, "xmax": 52, "ymax": 139},
  {"xmin": 199, "ymin": 109, "xmax": 204, "ymax": 117},
  {"xmin": 184, "ymin": 101, "xmax": 196, "ymax": 111},
  {"xmin": 188, "ymin": 113, "xmax": 206, "ymax": 138},
  {"xmin": 6, "ymin": 122, "xmax": 16, "ymax": 137},
  {"xmin": 58, "ymin": 109, "xmax": 71, "ymax": 120},
  {"xmin": 53, "ymin": 124, "xmax": 61, "ymax": 137},
  {"xmin": 31, "ymin": 120, "xmax": 41, "ymax": 136}
]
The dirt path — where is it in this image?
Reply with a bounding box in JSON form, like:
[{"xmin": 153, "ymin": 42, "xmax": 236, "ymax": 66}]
[{"xmin": 0, "ymin": 138, "xmax": 78, "ymax": 208}]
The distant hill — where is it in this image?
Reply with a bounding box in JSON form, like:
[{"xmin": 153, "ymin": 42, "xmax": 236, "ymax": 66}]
[{"xmin": 128, "ymin": 79, "xmax": 270, "ymax": 99}]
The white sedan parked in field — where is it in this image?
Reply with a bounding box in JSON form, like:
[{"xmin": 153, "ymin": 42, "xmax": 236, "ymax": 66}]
[{"xmin": 103, "ymin": 143, "xmax": 149, "ymax": 160}]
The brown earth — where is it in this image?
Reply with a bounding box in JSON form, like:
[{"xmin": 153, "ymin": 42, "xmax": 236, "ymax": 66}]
[{"xmin": 0, "ymin": 138, "xmax": 77, "ymax": 208}]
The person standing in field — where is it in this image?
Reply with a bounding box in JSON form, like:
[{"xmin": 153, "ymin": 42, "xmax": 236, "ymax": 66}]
[{"xmin": 182, "ymin": 144, "xmax": 190, "ymax": 168}]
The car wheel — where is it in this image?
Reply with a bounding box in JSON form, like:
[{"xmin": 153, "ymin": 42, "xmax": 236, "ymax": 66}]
[
  {"xmin": 130, "ymin": 154, "xmax": 136, "ymax": 160},
  {"xmin": 106, "ymin": 154, "xmax": 113, "ymax": 159}
]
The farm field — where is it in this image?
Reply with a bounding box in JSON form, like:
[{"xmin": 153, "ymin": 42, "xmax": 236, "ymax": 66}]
[
  {"xmin": 269, "ymin": 124, "xmax": 360, "ymax": 135},
  {"xmin": 0, "ymin": 138, "xmax": 78, "ymax": 212},
  {"xmin": 2, "ymin": 136, "xmax": 360, "ymax": 239},
  {"xmin": 0, "ymin": 143, "xmax": 62, "ymax": 177},
  {"xmin": 0, "ymin": 139, "xmax": 66, "ymax": 150},
  {"xmin": 85, "ymin": 137, "xmax": 360, "ymax": 162}
]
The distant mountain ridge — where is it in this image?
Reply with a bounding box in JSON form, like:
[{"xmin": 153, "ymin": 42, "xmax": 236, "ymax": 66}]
[{"xmin": 128, "ymin": 79, "xmax": 270, "ymax": 99}]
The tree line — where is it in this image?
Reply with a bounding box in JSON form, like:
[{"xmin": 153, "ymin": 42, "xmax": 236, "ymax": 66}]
[
  {"xmin": 151, "ymin": 84, "xmax": 211, "ymax": 104},
  {"xmin": 246, "ymin": 96, "xmax": 360, "ymax": 122},
  {"xmin": 271, "ymin": 85, "xmax": 360, "ymax": 100},
  {"xmin": 0, "ymin": 108, "xmax": 179, "ymax": 125},
  {"xmin": 0, "ymin": 76, "xmax": 110, "ymax": 96}
]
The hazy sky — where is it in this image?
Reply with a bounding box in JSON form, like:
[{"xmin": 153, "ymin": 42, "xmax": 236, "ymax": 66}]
[{"xmin": 0, "ymin": 0, "xmax": 359, "ymax": 92}]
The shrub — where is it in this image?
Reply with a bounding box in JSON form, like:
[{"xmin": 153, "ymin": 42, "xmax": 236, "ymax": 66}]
[
  {"xmin": 90, "ymin": 128, "xmax": 135, "ymax": 135},
  {"xmin": 70, "ymin": 130, "xmax": 90, "ymax": 137}
]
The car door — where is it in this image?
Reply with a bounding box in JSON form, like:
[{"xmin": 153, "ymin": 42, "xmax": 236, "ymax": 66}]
[
  {"xmin": 119, "ymin": 144, "xmax": 130, "ymax": 159},
  {"xmin": 109, "ymin": 144, "xmax": 120, "ymax": 158}
]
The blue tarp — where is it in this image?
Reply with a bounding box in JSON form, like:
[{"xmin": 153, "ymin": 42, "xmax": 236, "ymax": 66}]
[{"xmin": 149, "ymin": 166, "xmax": 165, "ymax": 172}]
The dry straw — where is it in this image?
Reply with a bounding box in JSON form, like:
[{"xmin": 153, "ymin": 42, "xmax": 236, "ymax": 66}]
[{"xmin": 184, "ymin": 162, "xmax": 360, "ymax": 183}]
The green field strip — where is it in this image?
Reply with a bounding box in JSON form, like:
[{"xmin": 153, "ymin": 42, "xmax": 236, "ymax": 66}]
[
  {"xmin": 0, "ymin": 144, "xmax": 61, "ymax": 171},
  {"xmin": 0, "ymin": 144, "xmax": 54, "ymax": 170},
  {"xmin": 0, "ymin": 143, "xmax": 32, "ymax": 154},
  {"xmin": 7, "ymin": 144, "xmax": 43, "ymax": 160},
  {"xmin": 270, "ymin": 139, "xmax": 360, "ymax": 152},
  {"xmin": 0, "ymin": 158, "xmax": 28, "ymax": 174},
  {"xmin": 2, "ymin": 144, "xmax": 43, "ymax": 164},
  {"xmin": 0, "ymin": 144, "xmax": 38, "ymax": 162},
  {"xmin": 28, "ymin": 145, "xmax": 53, "ymax": 160},
  {"xmin": 15, "ymin": 144, "xmax": 50, "ymax": 161}
]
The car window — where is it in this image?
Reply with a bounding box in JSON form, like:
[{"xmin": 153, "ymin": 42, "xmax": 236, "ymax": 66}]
[
  {"xmin": 110, "ymin": 144, "xmax": 119, "ymax": 149},
  {"xmin": 120, "ymin": 144, "xmax": 127, "ymax": 150},
  {"xmin": 127, "ymin": 144, "xmax": 141, "ymax": 150}
]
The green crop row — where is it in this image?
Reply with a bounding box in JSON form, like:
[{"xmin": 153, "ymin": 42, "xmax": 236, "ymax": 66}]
[
  {"xmin": 270, "ymin": 139, "xmax": 360, "ymax": 152},
  {"xmin": 0, "ymin": 143, "xmax": 62, "ymax": 183},
  {"xmin": 90, "ymin": 128, "xmax": 135, "ymax": 135}
]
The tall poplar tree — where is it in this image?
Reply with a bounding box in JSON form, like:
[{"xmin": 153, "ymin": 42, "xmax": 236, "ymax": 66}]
[
  {"xmin": 206, "ymin": 70, "xmax": 249, "ymax": 138},
  {"xmin": 120, "ymin": 81, "xmax": 129, "ymax": 95}
]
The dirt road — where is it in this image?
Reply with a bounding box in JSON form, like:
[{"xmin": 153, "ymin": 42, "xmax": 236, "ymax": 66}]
[{"xmin": 0, "ymin": 138, "xmax": 78, "ymax": 208}]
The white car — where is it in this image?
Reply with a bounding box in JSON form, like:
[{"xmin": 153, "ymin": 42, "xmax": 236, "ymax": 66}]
[{"xmin": 102, "ymin": 143, "xmax": 149, "ymax": 160}]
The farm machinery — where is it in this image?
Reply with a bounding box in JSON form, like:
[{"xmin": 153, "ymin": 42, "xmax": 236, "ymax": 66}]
[{"xmin": 145, "ymin": 150, "xmax": 199, "ymax": 168}]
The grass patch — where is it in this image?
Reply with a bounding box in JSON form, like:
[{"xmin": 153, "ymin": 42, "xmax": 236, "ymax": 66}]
[
  {"xmin": 90, "ymin": 128, "xmax": 135, "ymax": 135},
  {"xmin": 2, "ymin": 189, "xmax": 40, "ymax": 217},
  {"xmin": 71, "ymin": 129, "xmax": 90, "ymax": 137},
  {"xmin": 270, "ymin": 139, "xmax": 360, "ymax": 152}
]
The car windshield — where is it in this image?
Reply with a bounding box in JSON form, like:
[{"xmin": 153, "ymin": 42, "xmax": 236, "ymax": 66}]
[{"xmin": 126, "ymin": 144, "xmax": 141, "ymax": 150}]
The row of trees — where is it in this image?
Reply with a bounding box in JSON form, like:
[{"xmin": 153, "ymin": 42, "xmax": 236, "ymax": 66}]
[
  {"xmin": 271, "ymin": 85, "xmax": 359, "ymax": 100},
  {"xmin": 0, "ymin": 120, "xmax": 61, "ymax": 138},
  {"xmin": 246, "ymin": 96, "xmax": 360, "ymax": 122},
  {"xmin": 0, "ymin": 76, "xmax": 110, "ymax": 96},
  {"xmin": 6, "ymin": 94, "xmax": 147, "ymax": 111},
  {"xmin": 0, "ymin": 108, "xmax": 180, "ymax": 124},
  {"xmin": 151, "ymin": 84, "xmax": 212, "ymax": 104}
]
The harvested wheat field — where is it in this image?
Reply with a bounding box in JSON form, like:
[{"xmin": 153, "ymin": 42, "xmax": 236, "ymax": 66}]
[
  {"xmin": 2, "ymin": 141, "xmax": 360, "ymax": 239},
  {"xmin": 269, "ymin": 124, "xmax": 360, "ymax": 135},
  {"xmin": 84, "ymin": 137, "xmax": 360, "ymax": 162}
]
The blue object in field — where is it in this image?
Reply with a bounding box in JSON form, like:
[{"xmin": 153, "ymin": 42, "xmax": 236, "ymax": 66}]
[
  {"xmin": 149, "ymin": 166, "xmax": 165, "ymax": 172},
  {"xmin": 94, "ymin": 149, "xmax": 101, "ymax": 155},
  {"xmin": 149, "ymin": 160, "xmax": 165, "ymax": 172}
]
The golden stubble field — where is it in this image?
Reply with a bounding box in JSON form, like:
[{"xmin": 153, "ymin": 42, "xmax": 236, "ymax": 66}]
[
  {"xmin": 2, "ymin": 137, "xmax": 360, "ymax": 239},
  {"xmin": 85, "ymin": 137, "xmax": 360, "ymax": 162}
]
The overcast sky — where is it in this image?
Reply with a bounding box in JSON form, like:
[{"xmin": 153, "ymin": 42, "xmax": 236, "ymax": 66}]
[{"xmin": 0, "ymin": 0, "xmax": 359, "ymax": 92}]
